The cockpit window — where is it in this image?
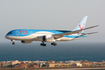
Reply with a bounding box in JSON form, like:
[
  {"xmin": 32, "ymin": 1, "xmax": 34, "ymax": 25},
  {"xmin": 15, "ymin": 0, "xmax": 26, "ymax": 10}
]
[{"xmin": 8, "ymin": 32, "xmax": 12, "ymax": 34}]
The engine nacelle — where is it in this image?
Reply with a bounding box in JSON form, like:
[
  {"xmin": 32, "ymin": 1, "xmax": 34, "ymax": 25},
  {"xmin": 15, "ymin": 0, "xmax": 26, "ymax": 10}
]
[
  {"xmin": 42, "ymin": 35, "xmax": 55, "ymax": 42},
  {"xmin": 21, "ymin": 40, "xmax": 32, "ymax": 44}
]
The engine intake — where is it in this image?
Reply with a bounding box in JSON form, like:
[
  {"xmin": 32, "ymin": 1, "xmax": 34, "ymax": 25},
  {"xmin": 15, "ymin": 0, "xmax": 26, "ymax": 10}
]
[{"xmin": 21, "ymin": 40, "xmax": 32, "ymax": 44}]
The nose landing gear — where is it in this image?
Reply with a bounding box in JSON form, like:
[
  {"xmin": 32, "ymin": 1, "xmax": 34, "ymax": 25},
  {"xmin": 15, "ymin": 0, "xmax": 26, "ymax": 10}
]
[
  {"xmin": 11, "ymin": 40, "xmax": 15, "ymax": 45},
  {"xmin": 12, "ymin": 42, "xmax": 15, "ymax": 45}
]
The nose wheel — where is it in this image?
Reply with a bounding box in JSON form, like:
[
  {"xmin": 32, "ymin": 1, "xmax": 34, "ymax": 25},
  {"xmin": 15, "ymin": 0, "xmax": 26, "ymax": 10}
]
[
  {"xmin": 51, "ymin": 42, "xmax": 57, "ymax": 46},
  {"xmin": 11, "ymin": 40, "xmax": 15, "ymax": 45},
  {"xmin": 12, "ymin": 42, "xmax": 15, "ymax": 45}
]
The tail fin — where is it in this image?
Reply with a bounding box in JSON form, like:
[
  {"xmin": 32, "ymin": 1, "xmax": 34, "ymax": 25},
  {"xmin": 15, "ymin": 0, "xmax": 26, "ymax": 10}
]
[{"xmin": 73, "ymin": 16, "xmax": 88, "ymax": 33}]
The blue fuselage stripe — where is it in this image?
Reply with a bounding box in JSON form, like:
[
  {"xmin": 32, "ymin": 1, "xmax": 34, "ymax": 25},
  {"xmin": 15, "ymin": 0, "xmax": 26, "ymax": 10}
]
[{"xmin": 6, "ymin": 29, "xmax": 86, "ymax": 38}]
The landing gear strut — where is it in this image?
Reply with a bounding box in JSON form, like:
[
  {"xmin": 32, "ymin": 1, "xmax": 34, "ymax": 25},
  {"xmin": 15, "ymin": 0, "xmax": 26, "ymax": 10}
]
[
  {"xmin": 40, "ymin": 41, "xmax": 46, "ymax": 46},
  {"xmin": 11, "ymin": 40, "xmax": 15, "ymax": 45},
  {"xmin": 51, "ymin": 42, "xmax": 57, "ymax": 46}
]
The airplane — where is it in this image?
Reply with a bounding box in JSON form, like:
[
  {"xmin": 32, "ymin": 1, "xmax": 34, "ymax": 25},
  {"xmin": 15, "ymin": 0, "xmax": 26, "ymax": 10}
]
[{"xmin": 5, "ymin": 16, "xmax": 99, "ymax": 46}]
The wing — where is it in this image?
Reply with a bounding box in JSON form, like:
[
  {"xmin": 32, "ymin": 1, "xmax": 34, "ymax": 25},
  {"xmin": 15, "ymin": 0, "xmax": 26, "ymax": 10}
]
[{"xmin": 53, "ymin": 25, "xmax": 99, "ymax": 39}]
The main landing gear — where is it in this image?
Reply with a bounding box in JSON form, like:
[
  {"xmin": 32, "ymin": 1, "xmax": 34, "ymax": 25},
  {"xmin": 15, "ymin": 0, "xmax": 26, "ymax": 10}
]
[
  {"xmin": 40, "ymin": 41, "xmax": 46, "ymax": 46},
  {"xmin": 11, "ymin": 40, "xmax": 15, "ymax": 45},
  {"xmin": 40, "ymin": 42, "xmax": 57, "ymax": 46},
  {"xmin": 51, "ymin": 42, "xmax": 57, "ymax": 46}
]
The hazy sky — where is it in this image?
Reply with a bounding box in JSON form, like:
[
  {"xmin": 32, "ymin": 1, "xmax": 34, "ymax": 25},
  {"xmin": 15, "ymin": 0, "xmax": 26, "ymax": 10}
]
[{"xmin": 0, "ymin": 0, "xmax": 105, "ymax": 43}]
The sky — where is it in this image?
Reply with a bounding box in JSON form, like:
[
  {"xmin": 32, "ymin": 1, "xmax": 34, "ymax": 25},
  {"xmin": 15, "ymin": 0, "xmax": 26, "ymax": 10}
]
[{"xmin": 0, "ymin": 0, "xmax": 105, "ymax": 43}]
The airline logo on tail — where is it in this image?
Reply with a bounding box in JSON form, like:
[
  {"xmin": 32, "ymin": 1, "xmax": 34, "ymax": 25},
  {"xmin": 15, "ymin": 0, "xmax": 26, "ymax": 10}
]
[
  {"xmin": 79, "ymin": 23, "xmax": 85, "ymax": 29},
  {"xmin": 73, "ymin": 16, "xmax": 88, "ymax": 33}
]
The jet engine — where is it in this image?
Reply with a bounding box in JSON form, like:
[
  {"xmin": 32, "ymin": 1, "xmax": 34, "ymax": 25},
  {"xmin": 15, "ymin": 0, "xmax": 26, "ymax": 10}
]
[
  {"xmin": 42, "ymin": 35, "xmax": 55, "ymax": 42},
  {"xmin": 21, "ymin": 40, "xmax": 32, "ymax": 44}
]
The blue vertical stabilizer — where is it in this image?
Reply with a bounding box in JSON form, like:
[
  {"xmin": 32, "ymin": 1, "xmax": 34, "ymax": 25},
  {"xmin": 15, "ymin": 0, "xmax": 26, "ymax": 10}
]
[{"xmin": 73, "ymin": 16, "xmax": 88, "ymax": 33}]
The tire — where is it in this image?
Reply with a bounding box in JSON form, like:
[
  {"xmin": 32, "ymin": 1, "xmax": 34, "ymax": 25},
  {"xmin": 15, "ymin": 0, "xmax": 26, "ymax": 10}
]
[
  {"xmin": 43, "ymin": 44, "xmax": 46, "ymax": 46},
  {"xmin": 12, "ymin": 42, "xmax": 15, "ymax": 45},
  {"xmin": 51, "ymin": 43, "xmax": 54, "ymax": 45},
  {"xmin": 53, "ymin": 43, "xmax": 57, "ymax": 46},
  {"xmin": 40, "ymin": 43, "xmax": 43, "ymax": 46}
]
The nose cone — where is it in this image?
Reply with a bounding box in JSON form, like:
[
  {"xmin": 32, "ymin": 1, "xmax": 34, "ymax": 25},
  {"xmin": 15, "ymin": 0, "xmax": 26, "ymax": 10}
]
[
  {"xmin": 5, "ymin": 35, "xmax": 9, "ymax": 39},
  {"xmin": 5, "ymin": 35, "xmax": 12, "ymax": 40},
  {"xmin": 5, "ymin": 34, "xmax": 12, "ymax": 40},
  {"xmin": 5, "ymin": 31, "xmax": 13, "ymax": 39}
]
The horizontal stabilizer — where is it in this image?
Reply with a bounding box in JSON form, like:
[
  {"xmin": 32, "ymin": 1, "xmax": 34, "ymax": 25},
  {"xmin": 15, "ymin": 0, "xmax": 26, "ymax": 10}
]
[
  {"xmin": 80, "ymin": 32, "xmax": 98, "ymax": 36},
  {"xmin": 85, "ymin": 32, "xmax": 98, "ymax": 35}
]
